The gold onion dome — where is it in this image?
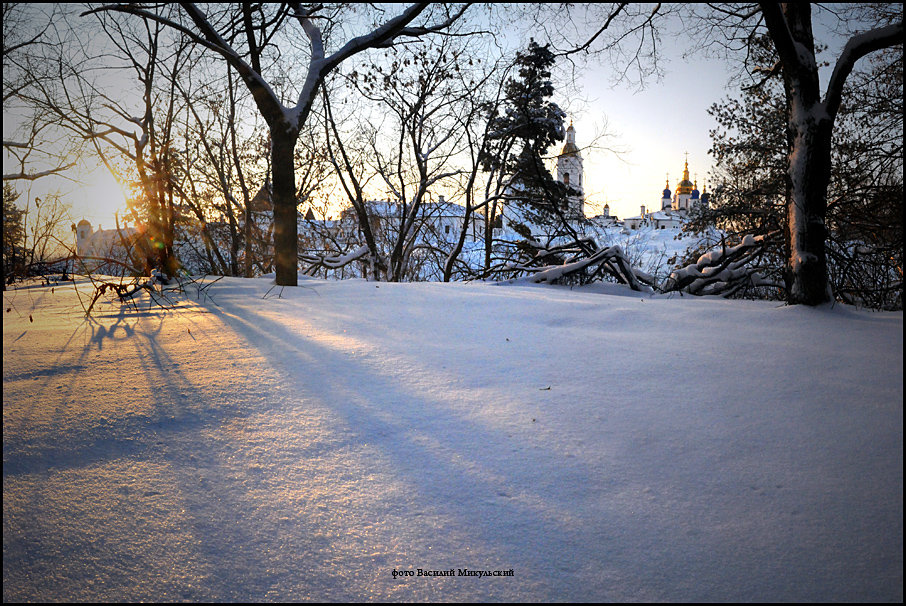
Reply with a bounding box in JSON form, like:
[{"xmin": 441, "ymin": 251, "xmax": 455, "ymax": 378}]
[
  {"xmin": 677, "ymin": 159, "xmax": 694, "ymax": 195},
  {"xmin": 560, "ymin": 141, "xmax": 580, "ymax": 156}
]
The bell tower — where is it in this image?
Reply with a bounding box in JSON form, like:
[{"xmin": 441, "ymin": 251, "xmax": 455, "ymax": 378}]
[
  {"xmin": 557, "ymin": 121, "xmax": 585, "ymax": 219},
  {"xmin": 75, "ymin": 219, "xmax": 93, "ymax": 256}
]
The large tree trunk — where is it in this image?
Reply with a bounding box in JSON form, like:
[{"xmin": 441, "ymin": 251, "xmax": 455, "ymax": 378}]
[
  {"xmin": 785, "ymin": 114, "xmax": 833, "ymax": 305},
  {"xmin": 271, "ymin": 132, "xmax": 299, "ymax": 286},
  {"xmin": 762, "ymin": 4, "xmax": 903, "ymax": 305},
  {"xmin": 770, "ymin": 3, "xmax": 832, "ymax": 306}
]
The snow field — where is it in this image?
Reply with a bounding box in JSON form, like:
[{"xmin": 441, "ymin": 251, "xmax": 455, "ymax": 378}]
[{"xmin": 3, "ymin": 277, "xmax": 903, "ymax": 601}]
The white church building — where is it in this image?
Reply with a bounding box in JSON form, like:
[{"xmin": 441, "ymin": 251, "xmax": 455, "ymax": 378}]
[
  {"xmin": 73, "ymin": 219, "xmax": 142, "ymax": 271},
  {"xmin": 556, "ymin": 121, "xmax": 585, "ymax": 221},
  {"xmin": 622, "ymin": 157, "xmax": 711, "ymax": 231}
]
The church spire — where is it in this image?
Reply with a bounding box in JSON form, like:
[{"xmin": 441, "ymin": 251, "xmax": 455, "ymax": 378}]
[
  {"xmin": 677, "ymin": 154, "xmax": 694, "ymax": 195},
  {"xmin": 556, "ymin": 118, "xmax": 584, "ymax": 218},
  {"xmin": 560, "ymin": 121, "xmax": 579, "ymax": 157}
]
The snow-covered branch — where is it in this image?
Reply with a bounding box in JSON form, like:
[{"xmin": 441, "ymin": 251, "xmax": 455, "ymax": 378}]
[
  {"xmin": 757, "ymin": 2, "xmax": 802, "ymax": 71},
  {"xmin": 509, "ymin": 242, "xmax": 648, "ymax": 291},
  {"xmin": 300, "ymin": 245, "xmax": 371, "ymax": 275},
  {"xmin": 661, "ymin": 232, "xmax": 782, "ymax": 297}
]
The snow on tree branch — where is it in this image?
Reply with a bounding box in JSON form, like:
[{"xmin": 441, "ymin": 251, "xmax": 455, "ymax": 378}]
[
  {"xmin": 300, "ymin": 245, "xmax": 371, "ymax": 275},
  {"xmin": 661, "ymin": 232, "xmax": 783, "ymax": 297},
  {"xmin": 509, "ymin": 241, "xmax": 648, "ymax": 291}
]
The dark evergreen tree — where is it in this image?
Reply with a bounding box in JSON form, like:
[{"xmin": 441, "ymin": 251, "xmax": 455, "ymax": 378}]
[
  {"xmin": 690, "ymin": 37, "xmax": 787, "ymax": 239},
  {"xmin": 483, "ymin": 40, "xmax": 573, "ymax": 232},
  {"xmin": 2, "ymin": 183, "xmax": 27, "ymax": 290}
]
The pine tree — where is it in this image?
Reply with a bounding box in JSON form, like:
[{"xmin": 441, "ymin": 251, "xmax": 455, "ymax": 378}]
[
  {"xmin": 3, "ymin": 183, "xmax": 27, "ymax": 289},
  {"xmin": 484, "ymin": 40, "xmax": 572, "ymax": 232}
]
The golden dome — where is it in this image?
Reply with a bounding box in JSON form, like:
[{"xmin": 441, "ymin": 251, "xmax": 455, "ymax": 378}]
[
  {"xmin": 560, "ymin": 141, "xmax": 579, "ymax": 156},
  {"xmin": 676, "ymin": 159, "xmax": 693, "ymax": 195}
]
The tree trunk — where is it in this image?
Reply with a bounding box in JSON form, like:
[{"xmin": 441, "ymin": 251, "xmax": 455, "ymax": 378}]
[
  {"xmin": 271, "ymin": 132, "xmax": 299, "ymax": 286},
  {"xmin": 785, "ymin": 115, "xmax": 833, "ymax": 305},
  {"xmin": 769, "ymin": 3, "xmax": 833, "ymax": 306},
  {"xmin": 443, "ymin": 209, "xmax": 470, "ymax": 282},
  {"xmin": 484, "ymin": 201, "xmax": 497, "ymax": 274}
]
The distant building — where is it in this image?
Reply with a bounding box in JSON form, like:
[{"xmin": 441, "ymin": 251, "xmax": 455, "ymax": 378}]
[
  {"xmin": 73, "ymin": 219, "xmax": 144, "ymax": 273},
  {"xmin": 500, "ymin": 120, "xmax": 587, "ymax": 235},
  {"xmin": 297, "ymin": 195, "xmax": 485, "ymax": 258},
  {"xmin": 622, "ymin": 157, "xmax": 710, "ymax": 231},
  {"xmin": 556, "ymin": 122, "xmax": 585, "ymax": 220},
  {"xmin": 588, "ymin": 203, "xmax": 619, "ymax": 228},
  {"xmin": 665, "ymin": 157, "xmax": 710, "ymax": 213},
  {"xmin": 419, "ymin": 196, "xmax": 485, "ymax": 243}
]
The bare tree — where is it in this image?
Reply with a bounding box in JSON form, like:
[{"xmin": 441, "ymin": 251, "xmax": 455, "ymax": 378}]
[
  {"xmin": 17, "ymin": 6, "xmax": 200, "ymax": 279},
  {"xmin": 1, "ymin": 181, "xmax": 78, "ymax": 289},
  {"xmin": 327, "ymin": 35, "xmax": 477, "ymax": 281},
  {"xmin": 440, "ymin": 48, "xmax": 515, "ymax": 282},
  {"xmin": 85, "ymin": 3, "xmax": 471, "ymax": 286},
  {"xmin": 2, "ymin": 4, "xmax": 80, "ymax": 182},
  {"xmin": 684, "ymin": 18, "xmax": 902, "ymax": 308},
  {"xmin": 688, "ymin": 3, "xmax": 903, "ymax": 305},
  {"xmin": 758, "ymin": 3, "xmax": 903, "ymax": 304},
  {"xmin": 174, "ymin": 63, "xmax": 265, "ymax": 277}
]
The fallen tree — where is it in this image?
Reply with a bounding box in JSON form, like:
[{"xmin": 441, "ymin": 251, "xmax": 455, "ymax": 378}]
[
  {"xmin": 661, "ymin": 232, "xmax": 784, "ymax": 298},
  {"xmin": 503, "ymin": 234, "xmax": 655, "ymax": 291}
]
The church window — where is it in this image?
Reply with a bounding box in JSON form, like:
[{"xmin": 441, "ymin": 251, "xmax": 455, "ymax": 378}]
[{"xmin": 563, "ymin": 172, "xmax": 570, "ymax": 186}]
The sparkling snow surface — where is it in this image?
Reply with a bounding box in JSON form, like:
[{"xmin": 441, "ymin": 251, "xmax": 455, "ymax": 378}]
[{"xmin": 3, "ymin": 277, "xmax": 902, "ymax": 602}]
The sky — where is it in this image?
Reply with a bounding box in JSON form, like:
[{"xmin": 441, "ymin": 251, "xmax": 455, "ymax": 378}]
[
  {"xmin": 559, "ymin": 51, "xmax": 730, "ymax": 221},
  {"xmin": 2, "ymin": 5, "xmax": 855, "ymax": 235}
]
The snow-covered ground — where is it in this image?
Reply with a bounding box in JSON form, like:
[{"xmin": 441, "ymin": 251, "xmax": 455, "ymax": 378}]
[
  {"xmin": 3, "ymin": 276, "xmax": 902, "ymax": 602},
  {"xmin": 605, "ymin": 224, "xmax": 701, "ymax": 269}
]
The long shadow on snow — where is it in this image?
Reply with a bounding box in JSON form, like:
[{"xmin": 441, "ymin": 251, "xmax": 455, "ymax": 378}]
[
  {"xmin": 207, "ymin": 296, "xmax": 615, "ymax": 601},
  {"xmin": 3, "ymin": 309, "xmax": 246, "ymax": 478},
  {"xmin": 3, "ymin": 313, "xmax": 313, "ymax": 601}
]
